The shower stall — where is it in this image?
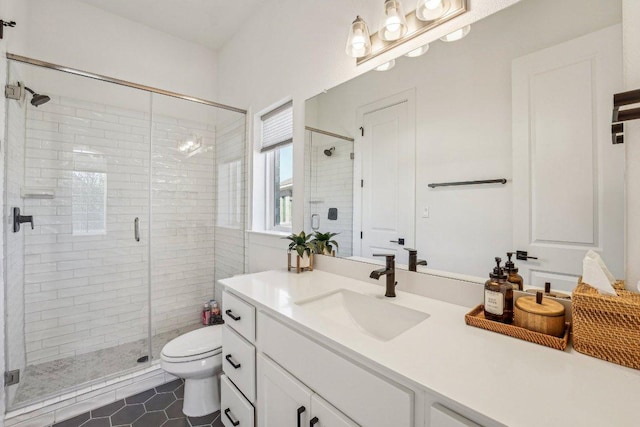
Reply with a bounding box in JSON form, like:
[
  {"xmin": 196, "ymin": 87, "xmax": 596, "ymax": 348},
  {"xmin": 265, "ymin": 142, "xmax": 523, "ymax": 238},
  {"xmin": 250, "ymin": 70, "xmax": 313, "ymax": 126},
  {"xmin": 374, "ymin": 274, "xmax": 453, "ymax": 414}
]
[
  {"xmin": 3, "ymin": 57, "xmax": 247, "ymax": 411},
  {"xmin": 304, "ymin": 127, "xmax": 354, "ymax": 257}
]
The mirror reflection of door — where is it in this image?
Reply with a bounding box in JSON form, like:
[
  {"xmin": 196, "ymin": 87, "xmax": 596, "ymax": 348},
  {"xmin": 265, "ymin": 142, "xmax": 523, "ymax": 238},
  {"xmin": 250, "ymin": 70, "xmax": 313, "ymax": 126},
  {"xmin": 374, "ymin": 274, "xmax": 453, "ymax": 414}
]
[
  {"xmin": 356, "ymin": 91, "xmax": 415, "ymax": 266},
  {"xmin": 512, "ymin": 25, "xmax": 624, "ymax": 291}
]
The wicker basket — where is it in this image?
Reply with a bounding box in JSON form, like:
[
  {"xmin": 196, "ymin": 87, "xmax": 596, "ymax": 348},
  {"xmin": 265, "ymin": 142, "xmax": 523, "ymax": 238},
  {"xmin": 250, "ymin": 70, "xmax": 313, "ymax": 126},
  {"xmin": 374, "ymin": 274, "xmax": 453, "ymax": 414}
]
[{"xmin": 572, "ymin": 280, "xmax": 640, "ymax": 369}]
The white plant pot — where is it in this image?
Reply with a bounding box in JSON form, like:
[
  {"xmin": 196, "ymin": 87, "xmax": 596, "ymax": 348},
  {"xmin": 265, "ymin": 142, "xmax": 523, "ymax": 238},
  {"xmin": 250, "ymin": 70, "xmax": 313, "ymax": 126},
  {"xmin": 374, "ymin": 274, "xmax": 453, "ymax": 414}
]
[{"xmin": 299, "ymin": 252, "xmax": 311, "ymax": 268}]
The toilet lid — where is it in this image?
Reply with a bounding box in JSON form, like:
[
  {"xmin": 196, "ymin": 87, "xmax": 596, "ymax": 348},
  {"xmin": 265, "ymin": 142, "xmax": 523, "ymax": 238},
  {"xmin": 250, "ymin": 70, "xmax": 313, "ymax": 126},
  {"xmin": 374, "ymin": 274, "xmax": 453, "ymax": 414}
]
[{"xmin": 161, "ymin": 325, "xmax": 223, "ymax": 359}]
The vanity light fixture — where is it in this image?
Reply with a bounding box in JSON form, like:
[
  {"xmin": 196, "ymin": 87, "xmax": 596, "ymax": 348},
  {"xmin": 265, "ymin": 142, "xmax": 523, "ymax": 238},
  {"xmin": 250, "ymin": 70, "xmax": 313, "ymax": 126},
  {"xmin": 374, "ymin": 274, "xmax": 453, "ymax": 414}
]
[
  {"xmin": 416, "ymin": 0, "xmax": 450, "ymax": 21},
  {"xmin": 374, "ymin": 59, "xmax": 396, "ymax": 72},
  {"xmin": 405, "ymin": 44, "xmax": 429, "ymax": 57},
  {"xmin": 345, "ymin": 15, "xmax": 372, "ymax": 58},
  {"xmin": 439, "ymin": 24, "xmax": 471, "ymax": 42},
  {"xmin": 378, "ymin": 0, "xmax": 408, "ymax": 41},
  {"xmin": 347, "ymin": 0, "xmax": 468, "ymax": 65}
]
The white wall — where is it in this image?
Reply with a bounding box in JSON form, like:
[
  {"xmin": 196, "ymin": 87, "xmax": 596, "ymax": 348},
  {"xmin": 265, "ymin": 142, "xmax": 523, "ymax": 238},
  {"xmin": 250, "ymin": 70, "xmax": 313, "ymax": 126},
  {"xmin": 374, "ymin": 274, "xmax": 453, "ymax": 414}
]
[
  {"xmin": 623, "ymin": 1, "xmax": 640, "ymax": 290},
  {"xmin": 307, "ymin": 0, "xmax": 621, "ymax": 277},
  {"xmin": 6, "ymin": 0, "xmax": 218, "ymax": 100},
  {"xmin": 217, "ymin": 0, "xmax": 522, "ymax": 272}
]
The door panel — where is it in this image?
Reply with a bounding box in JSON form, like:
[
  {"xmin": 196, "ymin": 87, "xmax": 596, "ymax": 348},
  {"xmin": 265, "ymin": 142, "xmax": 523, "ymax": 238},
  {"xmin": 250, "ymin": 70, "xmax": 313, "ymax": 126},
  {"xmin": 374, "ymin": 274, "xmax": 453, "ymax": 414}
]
[
  {"xmin": 359, "ymin": 98, "xmax": 415, "ymax": 265},
  {"xmin": 512, "ymin": 25, "xmax": 624, "ymax": 284}
]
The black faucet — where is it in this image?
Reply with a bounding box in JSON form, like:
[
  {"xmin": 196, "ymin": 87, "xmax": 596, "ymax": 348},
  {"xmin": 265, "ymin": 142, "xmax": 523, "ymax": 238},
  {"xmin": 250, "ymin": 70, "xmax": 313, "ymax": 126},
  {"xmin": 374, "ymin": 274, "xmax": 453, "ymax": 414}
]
[
  {"xmin": 370, "ymin": 254, "xmax": 397, "ymax": 297},
  {"xmin": 404, "ymin": 248, "xmax": 427, "ymax": 272}
]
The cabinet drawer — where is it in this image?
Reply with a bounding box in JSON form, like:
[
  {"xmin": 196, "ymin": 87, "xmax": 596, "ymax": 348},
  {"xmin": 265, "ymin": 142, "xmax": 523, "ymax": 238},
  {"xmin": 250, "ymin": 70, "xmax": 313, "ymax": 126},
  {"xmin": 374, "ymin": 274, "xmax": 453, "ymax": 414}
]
[
  {"xmin": 221, "ymin": 375, "xmax": 254, "ymax": 427},
  {"xmin": 223, "ymin": 291, "xmax": 256, "ymax": 342},
  {"xmin": 259, "ymin": 312, "xmax": 413, "ymax": 427},
  {"xmin": 222, "ymin": 325, "xmax": 256, "ymax": 402}
]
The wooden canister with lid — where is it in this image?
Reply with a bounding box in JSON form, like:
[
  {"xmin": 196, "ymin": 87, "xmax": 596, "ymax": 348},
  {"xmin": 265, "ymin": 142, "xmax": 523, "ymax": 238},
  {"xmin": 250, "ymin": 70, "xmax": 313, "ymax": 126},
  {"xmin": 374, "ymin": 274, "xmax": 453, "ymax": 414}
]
[{"xmin": 514, "ymin": 292, "xmax": 565, "ymax": 337}]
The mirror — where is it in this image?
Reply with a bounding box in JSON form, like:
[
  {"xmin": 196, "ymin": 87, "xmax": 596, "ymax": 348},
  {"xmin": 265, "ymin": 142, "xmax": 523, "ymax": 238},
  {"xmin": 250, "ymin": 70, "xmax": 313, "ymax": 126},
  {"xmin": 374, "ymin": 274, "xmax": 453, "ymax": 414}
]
[{"xmin": 304, "ymin": 0, "xmax": 624, "ymax": 292}]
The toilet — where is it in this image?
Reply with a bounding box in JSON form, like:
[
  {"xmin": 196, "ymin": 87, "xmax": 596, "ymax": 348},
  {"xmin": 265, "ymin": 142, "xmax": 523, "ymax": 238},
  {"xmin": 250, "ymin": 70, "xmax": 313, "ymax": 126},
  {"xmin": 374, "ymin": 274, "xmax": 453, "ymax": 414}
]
[{"xmin": 160, "ymin": 325, "xmax": 223, "ymax": 417}]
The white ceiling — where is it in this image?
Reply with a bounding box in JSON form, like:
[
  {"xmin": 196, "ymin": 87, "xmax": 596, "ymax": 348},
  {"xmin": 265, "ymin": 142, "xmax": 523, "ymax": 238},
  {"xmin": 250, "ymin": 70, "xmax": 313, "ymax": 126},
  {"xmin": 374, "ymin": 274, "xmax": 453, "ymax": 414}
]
[{"xmin": 77, "ymin": 0, "xmax": 266, "ymax": 50}]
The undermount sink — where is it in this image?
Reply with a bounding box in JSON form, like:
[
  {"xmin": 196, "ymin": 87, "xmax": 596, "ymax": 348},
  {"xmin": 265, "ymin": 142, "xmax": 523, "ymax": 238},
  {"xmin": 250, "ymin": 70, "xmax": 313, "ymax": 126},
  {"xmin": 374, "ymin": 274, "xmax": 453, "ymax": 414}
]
[{"xmin": 295, "ymin": 289, "xmax": 429, "ymax": 341}]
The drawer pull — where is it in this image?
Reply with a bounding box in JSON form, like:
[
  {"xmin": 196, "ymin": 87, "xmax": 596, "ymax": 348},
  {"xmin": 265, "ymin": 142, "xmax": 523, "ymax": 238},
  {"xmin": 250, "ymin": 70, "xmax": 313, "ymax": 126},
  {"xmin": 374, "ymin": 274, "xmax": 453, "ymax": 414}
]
[
  {"xmin": 226, "ymin": 309, "xmax": 241, "ymax": 321},
  {"xmin": 297, "ymin": 406, "xmax": 306, "ymax": 427},
  {"xmin": 224, "ymin": 408, "xmax": 240, "ymax": 426},
  {"xmin": 310, "ymin": 416, "xmax": 319, "ymax": 426},
  {"xmin": 225, "ymin": 354, "xmax": 241, "ymax": 369}
]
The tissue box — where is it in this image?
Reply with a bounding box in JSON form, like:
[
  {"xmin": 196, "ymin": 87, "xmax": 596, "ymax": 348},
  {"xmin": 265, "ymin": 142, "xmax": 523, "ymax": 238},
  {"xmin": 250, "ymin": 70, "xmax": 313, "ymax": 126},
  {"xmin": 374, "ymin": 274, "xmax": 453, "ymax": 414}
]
[{"xmin": 572, "ymin": 280, "xmax": 640, "ymax": 369}]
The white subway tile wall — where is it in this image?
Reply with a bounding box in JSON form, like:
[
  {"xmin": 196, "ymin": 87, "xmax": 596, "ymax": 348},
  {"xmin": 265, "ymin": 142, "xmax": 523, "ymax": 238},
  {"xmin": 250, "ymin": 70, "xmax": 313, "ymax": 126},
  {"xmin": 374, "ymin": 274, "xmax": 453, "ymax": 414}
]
[
  {"xmin": 22, "ymin": 95, "xmax": 151, "ymax": 365},
  {"xmin": 304, "ymin": 132, "xmax": 354, "ymax": 256},
  {"xmin": 214, "ymin": 116, "xmax": 246, "ymax": 287},
  {"xmin": 150, "ymin": 113, "xmax": 216, "ymax": 336},
  {"xmin": 16, "ymin": 94, "xmax": 241, "ymax": 365}
]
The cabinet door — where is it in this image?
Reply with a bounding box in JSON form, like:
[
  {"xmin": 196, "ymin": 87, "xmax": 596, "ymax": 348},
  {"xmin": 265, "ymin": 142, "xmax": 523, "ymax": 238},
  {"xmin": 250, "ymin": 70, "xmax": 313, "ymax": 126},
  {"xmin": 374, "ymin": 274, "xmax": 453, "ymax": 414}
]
[
  {"xmin": 310, "ymin": 395, "xmax": 359, "ymax": 427},
  {"xmin": 257, "ymin": 353, "xmax": 312, "ymax": 427}
]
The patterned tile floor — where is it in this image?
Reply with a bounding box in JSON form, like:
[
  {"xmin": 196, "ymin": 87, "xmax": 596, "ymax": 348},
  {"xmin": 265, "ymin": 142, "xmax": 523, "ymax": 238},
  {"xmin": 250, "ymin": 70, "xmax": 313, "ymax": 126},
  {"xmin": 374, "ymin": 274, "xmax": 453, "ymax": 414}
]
[
  {"xmin": 14, "ymin": 324, "xmax": 202, "ymax": 407},
  {"xmin": 51, "ymin": 379, "xmax": 223, "ymax": 427}
]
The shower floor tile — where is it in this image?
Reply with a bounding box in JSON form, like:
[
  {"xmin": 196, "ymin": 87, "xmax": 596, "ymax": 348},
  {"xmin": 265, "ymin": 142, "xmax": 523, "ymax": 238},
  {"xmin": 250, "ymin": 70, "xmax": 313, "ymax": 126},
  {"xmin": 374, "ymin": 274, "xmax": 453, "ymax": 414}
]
[
  {"xmin": 13, "ymin": 324, "xmax": 202, "ymax": 408},
  {"xmin": 51, "ymin": 380, "xmax": 223, "ymax": 427}
]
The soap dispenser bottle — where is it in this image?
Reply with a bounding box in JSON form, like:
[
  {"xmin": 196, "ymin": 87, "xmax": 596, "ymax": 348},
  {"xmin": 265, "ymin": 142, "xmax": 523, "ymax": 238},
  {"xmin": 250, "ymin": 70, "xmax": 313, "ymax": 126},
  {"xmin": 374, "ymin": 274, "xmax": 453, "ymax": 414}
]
[
  {"xmin": 505, "ymin": 252, "xmax": 524, "ymax": 291},
  {"xmin": 484, "ymin": 257, "xmax": 514, "ymax": 323}
]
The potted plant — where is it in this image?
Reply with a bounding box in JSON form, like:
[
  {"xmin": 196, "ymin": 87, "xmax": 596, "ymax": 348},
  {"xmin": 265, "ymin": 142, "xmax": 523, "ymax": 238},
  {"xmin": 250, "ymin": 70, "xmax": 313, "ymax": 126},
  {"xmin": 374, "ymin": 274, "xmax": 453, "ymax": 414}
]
[
  {"xmin": 284, "ymin": 231, "xmax": 314, "ymax": 272},
  {"xmin": 311, "ymin": 231, "xmax": 339, "ymax": 256}
]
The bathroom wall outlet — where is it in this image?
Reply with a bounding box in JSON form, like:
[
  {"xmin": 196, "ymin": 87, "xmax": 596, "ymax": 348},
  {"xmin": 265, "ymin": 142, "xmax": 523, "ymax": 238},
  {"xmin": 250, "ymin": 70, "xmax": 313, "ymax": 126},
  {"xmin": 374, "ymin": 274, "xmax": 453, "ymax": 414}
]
[{"xmin": 422, "ymin": 207, "xmax": 429, "ymax": 218}]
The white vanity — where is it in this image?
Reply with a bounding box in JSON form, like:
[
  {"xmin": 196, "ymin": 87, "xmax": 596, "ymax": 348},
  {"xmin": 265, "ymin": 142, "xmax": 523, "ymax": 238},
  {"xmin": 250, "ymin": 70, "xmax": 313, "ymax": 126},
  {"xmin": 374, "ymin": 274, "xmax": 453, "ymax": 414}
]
[{"xmin": 218, "ymin": 269, "xmax": 639, "ymax": 427}]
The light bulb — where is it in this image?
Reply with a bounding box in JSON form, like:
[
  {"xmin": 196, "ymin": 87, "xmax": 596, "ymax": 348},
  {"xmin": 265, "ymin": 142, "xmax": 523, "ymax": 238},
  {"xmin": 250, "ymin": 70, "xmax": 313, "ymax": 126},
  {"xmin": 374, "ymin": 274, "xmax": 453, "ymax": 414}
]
[
  {"xmin": 351, "ymin": 30, "xmax": 366, "ymax": 50},
  {"xmin": 440, "ymin": 25, "xmax": 471, "ymax": 42},
  {"xmin": 374, "ymin": 59, "xmax": 396, "ymax": 72},
  {"xmin": 346, "ymin": 16, "xmax": 372, "ymax": 58},
  {"xmin": 425, "ymin": 0, "xmax": 443, "ymax": 9},
  {"xmin": 379, "ymin": 0, "xmax": 408, "ymax": 41},
  {"xmin": 416, "ymin": 0, "xmax": 450, "ymax": 21},
  {"xmin": 385, "ymin": 15, "xmax": 402, "ymax": 33},
  {"xmin": 405, "ymin": 44, "xmax": 429, "ymax": 58}
]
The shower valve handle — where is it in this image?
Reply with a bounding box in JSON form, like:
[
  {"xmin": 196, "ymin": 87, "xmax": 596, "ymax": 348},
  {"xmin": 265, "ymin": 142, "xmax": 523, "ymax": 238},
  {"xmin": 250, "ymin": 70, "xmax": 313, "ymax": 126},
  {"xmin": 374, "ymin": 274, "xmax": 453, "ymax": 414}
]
[{"xmin": 13, "ymin": 207, "xmax": 34, "ymax": 233}]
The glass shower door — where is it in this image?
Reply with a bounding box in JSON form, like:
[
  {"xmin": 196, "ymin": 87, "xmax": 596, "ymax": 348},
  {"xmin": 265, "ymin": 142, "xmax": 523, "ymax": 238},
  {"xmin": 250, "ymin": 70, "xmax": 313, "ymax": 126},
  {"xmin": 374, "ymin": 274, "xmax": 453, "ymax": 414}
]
[
  {"xmin": 5, "ymin": 61, "xmax": 152, "ymax": 410},
  {"xmin": 149, "ymin": 94, "xmax": 246, "ymax": 353}
]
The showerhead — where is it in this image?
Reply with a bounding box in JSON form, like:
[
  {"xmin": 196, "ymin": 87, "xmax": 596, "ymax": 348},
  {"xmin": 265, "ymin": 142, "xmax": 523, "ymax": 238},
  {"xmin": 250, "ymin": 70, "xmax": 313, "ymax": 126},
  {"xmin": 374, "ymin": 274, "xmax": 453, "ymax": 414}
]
[
  {"xmin": 324, "ymin": 147, "xmax": 335, "ymax": 157},
  {"xmin": 24, "ymin": 86, "xmax": 51, "ymax": 107}
]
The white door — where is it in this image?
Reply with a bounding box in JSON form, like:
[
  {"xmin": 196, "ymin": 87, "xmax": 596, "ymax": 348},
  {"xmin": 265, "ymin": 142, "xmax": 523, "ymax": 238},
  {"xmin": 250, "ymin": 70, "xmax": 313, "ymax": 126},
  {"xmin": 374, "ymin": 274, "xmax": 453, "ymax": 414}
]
[
  {"xmin": 512, "ymin": 25, "xmax": 624, "ymax": 291},
  {"xmin": 257, "ymin": 353, "xmax": 312, "ymax": 427},
  {"xmin": 356, "ymin": 91, "xmax": 415, "ymax": 265},
  {"xmin": 310, "ymin": 394, "xmax": 359, "ymax": 427}
]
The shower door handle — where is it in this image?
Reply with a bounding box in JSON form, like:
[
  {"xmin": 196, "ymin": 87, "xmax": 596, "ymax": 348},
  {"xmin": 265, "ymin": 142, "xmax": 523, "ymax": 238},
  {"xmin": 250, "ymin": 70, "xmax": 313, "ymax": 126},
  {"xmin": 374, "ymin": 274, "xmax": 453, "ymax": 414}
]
[{"xmin": 134, "ymin": 217, "xmax": 140, "ymax": 242}]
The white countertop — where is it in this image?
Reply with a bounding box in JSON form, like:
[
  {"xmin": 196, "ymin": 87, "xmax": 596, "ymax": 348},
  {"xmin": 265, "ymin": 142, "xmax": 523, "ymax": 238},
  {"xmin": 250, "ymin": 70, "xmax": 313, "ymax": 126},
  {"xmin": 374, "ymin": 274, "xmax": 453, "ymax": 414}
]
[{"xmin": 219, "ymin": 269, "xmax": 640, "ymax": 427}]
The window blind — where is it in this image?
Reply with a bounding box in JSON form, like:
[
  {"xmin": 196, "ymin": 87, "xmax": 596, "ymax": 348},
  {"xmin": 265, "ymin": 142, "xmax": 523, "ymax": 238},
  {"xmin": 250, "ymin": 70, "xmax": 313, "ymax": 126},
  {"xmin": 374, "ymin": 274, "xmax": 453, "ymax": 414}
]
[{"xmin": 260, "ymin": 101, "xmax": 293, "ymax": 152}]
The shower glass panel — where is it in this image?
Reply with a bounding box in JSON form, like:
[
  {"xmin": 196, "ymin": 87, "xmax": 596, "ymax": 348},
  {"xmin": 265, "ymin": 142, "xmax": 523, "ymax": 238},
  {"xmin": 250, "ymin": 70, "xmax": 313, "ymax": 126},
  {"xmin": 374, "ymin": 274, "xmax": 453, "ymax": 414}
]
[
  {"xmin": 149, "ymin": 94, "xmax": 218, "ymax": 352},
  {"xmin": 4, "ymin": 58, "xmax": 247, "ymax": 413},
  {"xmin": 304, "ymin": 130, "xmax": 354, "ymax": 257},
  {"xmin": 4, "ymin": 61, "xmax": 152, "ymax": 410}
]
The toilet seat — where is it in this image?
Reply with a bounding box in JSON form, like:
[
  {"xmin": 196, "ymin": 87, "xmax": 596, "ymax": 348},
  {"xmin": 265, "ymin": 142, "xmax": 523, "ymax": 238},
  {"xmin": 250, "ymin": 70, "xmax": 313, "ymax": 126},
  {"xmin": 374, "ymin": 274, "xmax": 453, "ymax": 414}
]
[{"xmin": 161, "ymin": 325, "xmax": 223, "ymax": 363}]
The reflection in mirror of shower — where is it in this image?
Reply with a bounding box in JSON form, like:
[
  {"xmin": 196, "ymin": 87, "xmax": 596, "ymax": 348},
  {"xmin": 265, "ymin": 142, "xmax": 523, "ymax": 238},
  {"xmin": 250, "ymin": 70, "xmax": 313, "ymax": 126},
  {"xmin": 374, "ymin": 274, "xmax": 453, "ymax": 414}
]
[
  {"xmin": 305, "ymin": 129, "xmax": 354, "ymax": 257},
  {"xmin": 311, "ymin": 213, "xmax": 320, "ymax": 230},
  {"xmin": 4, "ymin": 75, "xmax": 246, "ymax": 409}
]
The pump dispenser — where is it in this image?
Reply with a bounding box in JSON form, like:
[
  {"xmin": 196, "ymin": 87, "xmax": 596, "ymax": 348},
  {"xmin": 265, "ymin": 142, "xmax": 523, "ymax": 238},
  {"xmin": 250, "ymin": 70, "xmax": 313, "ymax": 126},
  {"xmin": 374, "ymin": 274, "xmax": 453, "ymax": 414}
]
[
  {"xmin": 505, "ymin": 252, "xmax": 524, "ymax": 291},
  {"xmin": 483, "ymin": 257, "xmax": 514, "ymax": 323}
]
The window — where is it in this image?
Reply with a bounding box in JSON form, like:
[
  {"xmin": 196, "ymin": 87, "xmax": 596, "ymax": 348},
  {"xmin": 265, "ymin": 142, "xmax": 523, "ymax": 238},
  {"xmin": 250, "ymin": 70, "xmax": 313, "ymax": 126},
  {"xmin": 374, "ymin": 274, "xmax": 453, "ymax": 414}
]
[
  {"xmin": 260, "ymin": 101, "xmax": 293, "ymax": 231},
  {"xmin": 72, "ymin": 171, "xmax": 107, "ymax": 235}
]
